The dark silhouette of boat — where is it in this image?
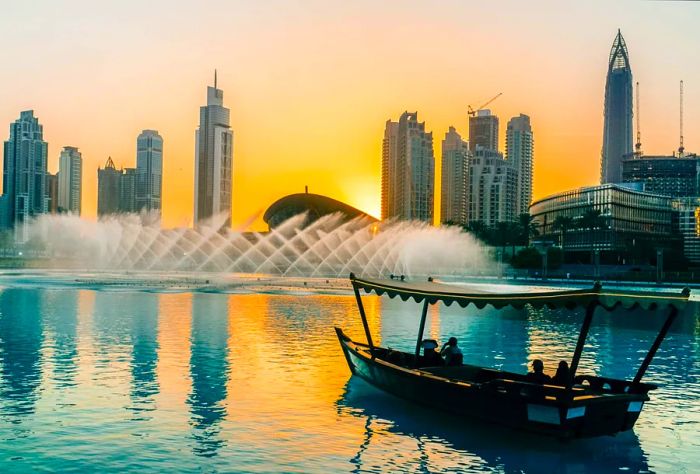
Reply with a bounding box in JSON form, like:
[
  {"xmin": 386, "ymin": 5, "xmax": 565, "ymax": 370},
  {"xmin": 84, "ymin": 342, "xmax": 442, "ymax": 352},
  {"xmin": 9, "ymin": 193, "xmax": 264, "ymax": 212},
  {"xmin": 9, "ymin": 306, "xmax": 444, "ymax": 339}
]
[{"xmin": 336, "ymin": 274, "xmax": 689, "ymax": 439}]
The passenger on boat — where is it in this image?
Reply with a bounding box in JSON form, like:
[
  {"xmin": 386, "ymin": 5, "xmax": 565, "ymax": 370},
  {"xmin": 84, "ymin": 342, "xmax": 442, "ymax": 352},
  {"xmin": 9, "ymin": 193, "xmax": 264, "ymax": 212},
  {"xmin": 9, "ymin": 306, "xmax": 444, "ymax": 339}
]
[
  {"xmin": 421, "ymin": 339, "xmax": 444, "ymax": 366},
  {"xmin": 526, "ymin": 359, "xmax": 552, "ymax": 384},
  {"xmin": 440, "ymin": 337, "xmax": 463, "ymax": 366},
  {"xmin": 551, "ymin": 360, "xmax": 571, "ymax": 386}
]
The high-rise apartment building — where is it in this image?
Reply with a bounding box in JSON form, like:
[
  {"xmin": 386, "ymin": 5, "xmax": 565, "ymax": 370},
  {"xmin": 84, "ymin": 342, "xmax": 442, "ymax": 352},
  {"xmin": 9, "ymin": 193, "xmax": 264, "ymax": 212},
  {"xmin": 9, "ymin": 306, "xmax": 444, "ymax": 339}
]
[
  {"xmin": 47, "ymin": 173, "xmax": 58, "ymax": 213},
  {"xmin": 468, "ymin": 148, "xmax": 517, "ymax": 227},
  {"xmin": 506, "ymin": 115, "xmax": 534, "ymax": 215},
  {"xmin": 120, "ymin": 168, "xmax": 137, "ymax": 214},
  {"xmin": 1, "ymin": 110, "xmax": 48, "ymax": 241},
  {"xmin": 380, "ymin": 111, "xmax": 434, "ymax": 222},
  {"xmin": 194, "ymin": 74, "xmax": 234, "ymax": 227},
  {"xmin": 136, "ymin": 130, "xmax": 163, "ymax": 215},
  {"xmin": 601, "ymin": 30, "xmax": 633, "ymax": 184},
  {"xmin": 57, "ymin": 146, "xmax": 82, "ymax": 215},
  {"xmin": 97, "ymin": 157, "xmax": 122, "ymax": 217},
  {"xmin": 440, "ymin": 127, "xmax": 470, "ymax": 225},
  {"xmin": 469, "ymin": 110, "xmax": 498, "ymax": 152}
]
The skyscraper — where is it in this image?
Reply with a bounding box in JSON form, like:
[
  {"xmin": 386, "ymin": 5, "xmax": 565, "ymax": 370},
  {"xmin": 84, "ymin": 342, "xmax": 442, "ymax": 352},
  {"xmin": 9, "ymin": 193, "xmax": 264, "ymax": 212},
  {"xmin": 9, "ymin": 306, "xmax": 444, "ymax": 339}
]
[
  {"xmin": 57, "ymin": 146, "xmax": 82, "ymax": 215},
  {"xmin": 47, "ymin": 173, "xmax": 58, "ymax": 213},
  {"xmin": 469, "ymin": 110, "xmax": 499, "ymax": 152},
  {"xmin": 601, "ymin": 30, "xmax": 633, "ymax": 184},
  {"xmin": 440, "ymin": 127, "xmax": 470, "ymax": 225},
  {"xmin": 97, "ymin": 157, "xmax": 122, "ymax": 217},
  {"xmin": 380, "ymin": 112, "xmax": 434, "ymax": 222},
  {"xmin": 1, "ymin": 111, "xmax": 48, "ymax": 241},
  {"xmin": 120, "ymin": 168, "xmax": 137, "ymax": 213},
  {"xmin": 468, "ymin": 148, "xmax": 517, "ymax": 227},
  {"xmin": 136, "ymin": 130, "xmax": 163, "ymax": 215},
  {"xmin": 506, "ymin": 115, "xmax": 534, "ymax": 215},
  {"xmin": 194, "ymin": 73, "xmax": 234, "ymax": 227}
]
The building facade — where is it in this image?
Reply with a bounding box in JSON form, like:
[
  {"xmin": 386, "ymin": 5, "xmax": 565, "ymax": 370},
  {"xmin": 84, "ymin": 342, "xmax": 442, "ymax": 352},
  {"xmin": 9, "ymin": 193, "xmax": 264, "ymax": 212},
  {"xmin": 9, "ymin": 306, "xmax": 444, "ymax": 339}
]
[
  {"xmin": 622, "ymin": 154, "xmax": 700, "ymax": 197},
  {"xmin": 506, "ymin": 114, "xmax": 534, "ymax": 215},
  {"xmin": 47, "ymin": 173, "xmax": 58, "ymax": 213},
  {"xmin": 529, "ymin": 184, "xmax": 676, "ymax": 262},
  {"xmin": 57, "ymin": 146, "xmax": 82, "ymax": 214},
  {"xmin": 1, "ymin": 110, "xmax": 48, "ymax": 241},
  {"xmin": 380, "ymin": 111, "xmax": 434, "ymax": 222},
  {"xmin": 440, "ymin": 126, "xmax": 469, "ymax": 225},
  {"xmin": 469, "ymin": 110, "xmax": 498, "ymax": 152},
  {"xmin": 601, "ymin": 30, "xmax": 633, "ymax": 184},
  {"xmin": 673, "ymin": 197, "xmax": 700, "ymax": 264},
  {"xmin": 120, "ymin": 168, "xmax": 137, "ymax": 214},
  {"xmin": 136, "ymin": 130, "xmax": 163, "ymax": 214},
  {"xmin": 194, "ymin": 76, "xmax": 234, "ymax": 227},
  {"xmin": 97, "ymin": 157, "xmax": 122, "ymax": 217},
  {"xmin": 468, "ymin": 148, "xmax": 517, "ymax": 227}
]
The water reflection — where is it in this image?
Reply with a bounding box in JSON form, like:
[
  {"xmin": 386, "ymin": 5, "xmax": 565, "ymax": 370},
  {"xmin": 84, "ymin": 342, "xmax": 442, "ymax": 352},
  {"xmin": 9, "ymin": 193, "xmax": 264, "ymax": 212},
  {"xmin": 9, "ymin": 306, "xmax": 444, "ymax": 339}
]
[
  {"xmin": 0, "ymin": 289, "xmax": 44, "ymax": 421},
  {"xmin": 129, "ymin": 295, "xmax": 159, "ymax": 407},
  {"xmin": 44, "ymin": 290, "xmax": 79, "ymax": 389},
  {"xmin": 187, "ymin": 293, "xmax": 230, "ymax": 457},
  {"xmin": 337, "ymin": 378, "xmax": 650, "ymax": 473}
]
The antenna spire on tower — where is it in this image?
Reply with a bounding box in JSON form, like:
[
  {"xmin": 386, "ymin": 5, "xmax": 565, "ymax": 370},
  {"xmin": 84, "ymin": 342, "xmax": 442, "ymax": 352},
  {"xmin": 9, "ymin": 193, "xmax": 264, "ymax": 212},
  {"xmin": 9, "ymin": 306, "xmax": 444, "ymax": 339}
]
[
  {"xmin": 635, "ymin": 81, "xmax": 642, "ymax": 157},
  {"xmin": 679, "ymin": 80, "xmax": 685, "ymax": 157},
  {"xmin": 214, "ymin": 69, "xmax": 218, "ymax": 89}
]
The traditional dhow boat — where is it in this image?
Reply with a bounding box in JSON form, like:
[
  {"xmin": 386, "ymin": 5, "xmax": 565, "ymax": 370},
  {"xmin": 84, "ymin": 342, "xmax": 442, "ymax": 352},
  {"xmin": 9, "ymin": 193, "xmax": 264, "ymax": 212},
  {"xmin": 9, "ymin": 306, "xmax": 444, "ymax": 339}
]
[{"xmin": 336, "ymin": 274, "xmax": 690, "ymax": 439}]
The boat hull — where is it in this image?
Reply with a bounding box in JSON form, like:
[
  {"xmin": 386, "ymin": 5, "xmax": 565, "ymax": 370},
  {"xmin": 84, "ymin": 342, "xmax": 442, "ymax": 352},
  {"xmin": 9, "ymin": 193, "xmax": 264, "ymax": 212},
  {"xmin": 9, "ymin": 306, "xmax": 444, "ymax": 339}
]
[{"xmin": 336, "ymin": 327, "xmax": 646, "ymax": 439}]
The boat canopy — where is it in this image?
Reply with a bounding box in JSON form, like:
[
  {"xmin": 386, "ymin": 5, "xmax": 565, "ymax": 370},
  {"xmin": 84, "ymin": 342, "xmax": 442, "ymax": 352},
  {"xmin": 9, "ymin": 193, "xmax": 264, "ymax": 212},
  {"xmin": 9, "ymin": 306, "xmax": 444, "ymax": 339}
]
[{"xmin": 350, "ymin": 275, "xmax": 690, "ymax": 312}]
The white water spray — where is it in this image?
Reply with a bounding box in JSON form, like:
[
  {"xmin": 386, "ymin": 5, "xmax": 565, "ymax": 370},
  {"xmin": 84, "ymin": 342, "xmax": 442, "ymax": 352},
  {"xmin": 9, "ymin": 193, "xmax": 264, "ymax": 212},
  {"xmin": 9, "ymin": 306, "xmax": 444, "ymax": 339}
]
[{"xmin": 25, "ymin": 212, "xmax": 489, "ymax": 277}]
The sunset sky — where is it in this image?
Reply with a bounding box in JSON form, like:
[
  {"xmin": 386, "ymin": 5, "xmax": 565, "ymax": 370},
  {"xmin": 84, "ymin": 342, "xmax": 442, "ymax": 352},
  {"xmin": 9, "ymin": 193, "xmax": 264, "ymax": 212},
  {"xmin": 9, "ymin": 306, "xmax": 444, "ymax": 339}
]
[{"xmin": 1, "ymin": 1, "xmax": 699, "ymax": 229}]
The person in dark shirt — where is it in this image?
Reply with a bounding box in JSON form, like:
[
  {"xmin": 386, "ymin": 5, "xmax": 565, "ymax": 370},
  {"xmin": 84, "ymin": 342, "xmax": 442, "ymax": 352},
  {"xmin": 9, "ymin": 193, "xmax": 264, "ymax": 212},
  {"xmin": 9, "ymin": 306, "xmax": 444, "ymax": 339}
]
[
  {"xmin": 551, "ymin": 360, "xmax": 571, "ymax": 386},
  {"xmin": 526, "ymin": 359, "xmax": 552, "ymax": 384},
  {"xmin": 440, "ymin": 337, "xmax": 463, "ymax": 366}
]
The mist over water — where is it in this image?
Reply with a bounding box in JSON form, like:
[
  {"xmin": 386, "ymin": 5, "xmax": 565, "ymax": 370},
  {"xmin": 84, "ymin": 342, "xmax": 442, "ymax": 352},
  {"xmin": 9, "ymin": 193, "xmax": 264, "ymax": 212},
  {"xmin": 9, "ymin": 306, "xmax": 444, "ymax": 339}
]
[{"xmin": 25, "ymin": 212, "xmax": 489, "ymax": 277}]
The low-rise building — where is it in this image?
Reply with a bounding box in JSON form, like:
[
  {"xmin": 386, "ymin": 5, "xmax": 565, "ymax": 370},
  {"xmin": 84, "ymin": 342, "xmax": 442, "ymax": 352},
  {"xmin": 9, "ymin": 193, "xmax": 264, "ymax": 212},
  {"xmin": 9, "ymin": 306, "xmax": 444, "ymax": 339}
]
[{"xmin": 529, "ymin": 184, "xmax": 677, "ymax": 263}]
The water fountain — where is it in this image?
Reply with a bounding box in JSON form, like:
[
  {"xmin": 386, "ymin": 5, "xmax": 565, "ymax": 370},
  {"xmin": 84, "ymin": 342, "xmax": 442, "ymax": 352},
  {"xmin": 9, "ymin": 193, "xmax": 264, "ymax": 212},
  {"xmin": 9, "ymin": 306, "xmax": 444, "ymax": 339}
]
[{"xmin": 26, "ymin": 212, "xmax": 489, "ymax": 277}]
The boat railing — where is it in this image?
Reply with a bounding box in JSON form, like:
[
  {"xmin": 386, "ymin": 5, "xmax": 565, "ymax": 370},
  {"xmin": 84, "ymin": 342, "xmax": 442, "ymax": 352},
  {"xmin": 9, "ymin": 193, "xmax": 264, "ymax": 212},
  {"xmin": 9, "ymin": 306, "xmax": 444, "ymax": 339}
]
[{"xmin": 574, "ymin": 374, "xmax": 657, "ymax": 395}]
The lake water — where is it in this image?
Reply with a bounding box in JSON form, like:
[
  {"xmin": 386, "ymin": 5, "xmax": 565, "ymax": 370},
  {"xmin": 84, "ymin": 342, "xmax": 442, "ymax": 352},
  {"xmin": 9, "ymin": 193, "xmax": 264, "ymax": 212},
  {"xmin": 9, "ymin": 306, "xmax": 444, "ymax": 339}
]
[{"xmin": 0, "ymin": 273, "xmax": 698, "ymax": 473}]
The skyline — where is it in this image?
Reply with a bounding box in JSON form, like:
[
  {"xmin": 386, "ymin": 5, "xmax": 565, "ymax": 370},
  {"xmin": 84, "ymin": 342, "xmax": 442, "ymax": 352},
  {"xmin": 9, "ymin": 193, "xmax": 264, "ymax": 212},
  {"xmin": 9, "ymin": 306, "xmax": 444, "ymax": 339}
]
[{"xmin": 1, "ymin": 1, "xmax": 699, "ymax": 229}]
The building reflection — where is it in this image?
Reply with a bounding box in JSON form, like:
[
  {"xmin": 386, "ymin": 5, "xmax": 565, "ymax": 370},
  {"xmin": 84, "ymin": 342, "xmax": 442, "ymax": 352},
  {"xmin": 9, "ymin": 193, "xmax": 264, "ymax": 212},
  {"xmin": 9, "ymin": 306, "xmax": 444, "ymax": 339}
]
[
  {"xmin": 187, "ymin": 293, "xmax": 230, "ymax": 457},
  {"xmin": 0, "ymin": 289, "xmax": 44, "ymax": 419},
  {"xmin": 129, "ymin": 294, "xmax": 160, "ymax": 406},
  {"xmin": 44, "ymin": 290, "xmax": 79, "ymax": 389}
]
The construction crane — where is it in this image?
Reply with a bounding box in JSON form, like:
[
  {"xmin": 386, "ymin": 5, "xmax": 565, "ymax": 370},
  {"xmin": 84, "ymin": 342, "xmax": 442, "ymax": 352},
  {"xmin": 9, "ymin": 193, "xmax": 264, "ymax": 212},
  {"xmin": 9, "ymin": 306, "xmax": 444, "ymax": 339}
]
[
  {"xmin": 679, "ymin": 80, "xmax": 685, "ymax": 157},
  {"xmin": 468, "ymin": 92, "xmax": 503, "ymax": 117},
  {"xmin": 634, "ymin": 81, "xmax": 642, "ymax": 157}
]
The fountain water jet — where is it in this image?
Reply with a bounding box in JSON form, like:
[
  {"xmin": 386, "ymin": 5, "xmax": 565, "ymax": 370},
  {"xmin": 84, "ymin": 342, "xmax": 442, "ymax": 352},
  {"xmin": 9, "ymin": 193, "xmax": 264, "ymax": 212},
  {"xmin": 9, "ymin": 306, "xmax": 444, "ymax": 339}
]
[{"xmin": 24, "ymin": 212, "xmax": 489, "ymax": 277}]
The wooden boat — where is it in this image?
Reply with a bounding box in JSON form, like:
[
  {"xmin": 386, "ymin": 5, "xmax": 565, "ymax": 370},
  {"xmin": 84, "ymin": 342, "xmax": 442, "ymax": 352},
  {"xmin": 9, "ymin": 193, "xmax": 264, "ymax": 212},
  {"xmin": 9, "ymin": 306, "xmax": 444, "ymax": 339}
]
[{"xmin": 336, "ymin": 274, "xmax": 690, "ymax": 439}]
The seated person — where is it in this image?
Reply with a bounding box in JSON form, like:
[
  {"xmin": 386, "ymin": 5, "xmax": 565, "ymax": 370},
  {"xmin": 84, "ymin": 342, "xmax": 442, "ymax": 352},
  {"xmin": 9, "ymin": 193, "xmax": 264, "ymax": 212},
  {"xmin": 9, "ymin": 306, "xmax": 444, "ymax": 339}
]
[
  {"xmin": 440, "ymin": 337, "xmax": 463, "ymax": 366},
  {"xmin": 421, "ymin": 339, "xmax": 443, "ymax": 366},
  {"xmin": 551, "ymin": 360, "xmax": 571, "ymax": 386},
  {"xmin": 526, "ymin": 359, "xmax": 552, "ymax": 384}
]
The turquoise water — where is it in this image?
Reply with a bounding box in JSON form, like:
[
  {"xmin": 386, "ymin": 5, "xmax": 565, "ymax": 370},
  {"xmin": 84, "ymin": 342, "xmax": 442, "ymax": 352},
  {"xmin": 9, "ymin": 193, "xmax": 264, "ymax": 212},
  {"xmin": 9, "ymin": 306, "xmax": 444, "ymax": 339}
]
[{"xmin": 0, "ymin": 277, "xmax": 698, "ymax": 472}]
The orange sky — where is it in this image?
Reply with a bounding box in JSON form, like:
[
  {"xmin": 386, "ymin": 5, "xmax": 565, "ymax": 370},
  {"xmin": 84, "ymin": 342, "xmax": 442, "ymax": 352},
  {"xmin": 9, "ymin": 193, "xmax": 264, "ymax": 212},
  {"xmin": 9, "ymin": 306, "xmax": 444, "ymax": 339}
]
[{"xmin": 0, "ymin": 1, "xmax": 698, "ymax": 230}]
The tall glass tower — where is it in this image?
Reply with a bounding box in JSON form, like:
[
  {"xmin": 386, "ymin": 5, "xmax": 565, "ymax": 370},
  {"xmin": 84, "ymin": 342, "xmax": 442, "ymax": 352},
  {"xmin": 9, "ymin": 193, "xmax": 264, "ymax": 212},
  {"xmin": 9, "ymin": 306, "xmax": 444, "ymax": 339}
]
[
  {"xmin": 1, "ymin": 110, "xmax": 48, "ymax": 241},
  {"xmin": 194, "ymin": 72, "xmax": 233, "ymax": 228},
  {"xmin": 57, "ymin": 146, "xmax": 82, "ymax": 215},
  {"xmin": 136, "ymin": 130, "xmax": 163, "ymax": 217},
  {"xmin": 601, "ymin": 30, "xmax": 633, "ymax": 184}
]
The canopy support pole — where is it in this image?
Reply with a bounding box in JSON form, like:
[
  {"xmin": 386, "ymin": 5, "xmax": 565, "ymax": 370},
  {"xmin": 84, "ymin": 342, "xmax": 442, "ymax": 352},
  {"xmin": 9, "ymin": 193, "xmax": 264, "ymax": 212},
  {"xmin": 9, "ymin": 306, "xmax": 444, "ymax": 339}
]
[
  {"xmin": 633, "ymin": 306, "xmax": 678, "ymax": 384},
  {"xmin": 414, "ymin": 300, "xmax": 430, "ymax": 365},
  {"xmin": 353, "ymin": 284, "xmax": 375, "ymax": 354},
  {"xmin": 569, "ymin": 301, "xmax": 597, "ymax": 386}
]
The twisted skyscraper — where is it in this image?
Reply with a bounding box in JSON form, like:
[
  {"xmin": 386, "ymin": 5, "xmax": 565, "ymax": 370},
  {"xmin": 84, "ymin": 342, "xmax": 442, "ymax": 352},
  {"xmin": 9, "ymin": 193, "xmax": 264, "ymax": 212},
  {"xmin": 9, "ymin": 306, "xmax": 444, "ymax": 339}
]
[{"xmin": 601, "ymin": 30, "xmax": 633, "ymax": 184}]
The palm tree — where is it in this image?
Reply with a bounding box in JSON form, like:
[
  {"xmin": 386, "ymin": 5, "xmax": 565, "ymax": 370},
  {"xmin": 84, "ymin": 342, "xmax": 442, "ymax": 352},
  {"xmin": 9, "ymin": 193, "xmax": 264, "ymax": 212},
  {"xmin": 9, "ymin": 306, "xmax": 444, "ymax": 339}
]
[
  {"xmin": 466, "ymin": 220, "xmax": 488, "ymax": 242},
  {"xmin": 517, "ymin": 213, "xmax": 540, "ymax": 247},
  {"xmin": 581, "ymin": 207, "xmax": 603, "ymax": 264},
  {"xmin": 552, "ymin": 215, "xmax": 574, "ymax": 254},
  {"xmin": 494, "ymin": 221, "xmax": 512, "ymax": 260}
]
